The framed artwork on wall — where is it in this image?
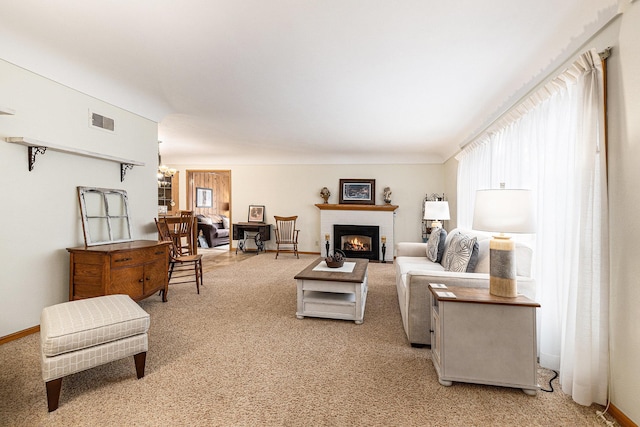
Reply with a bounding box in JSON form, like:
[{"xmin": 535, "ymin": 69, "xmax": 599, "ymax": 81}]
[
  {"xmin": 248, "ymin": 205, "xmax": 265, "ymax": 223},
  {"xmin": 196, "ymin": 187, "xmax": 213, "ymax": 208},
  {"xmin": 339, "ymin": 179, "xmax": 376, "ymax": 205}
]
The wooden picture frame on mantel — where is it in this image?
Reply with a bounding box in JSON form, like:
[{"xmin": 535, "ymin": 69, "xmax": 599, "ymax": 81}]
[{"xmin": 339, "ymin": 179, "xmax": 376, "ymax": 205}]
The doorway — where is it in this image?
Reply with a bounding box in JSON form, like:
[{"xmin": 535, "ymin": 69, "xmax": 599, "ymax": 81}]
[{"xmin": 186, "ymin": 170, "xmax": 231, "ymax": 220}]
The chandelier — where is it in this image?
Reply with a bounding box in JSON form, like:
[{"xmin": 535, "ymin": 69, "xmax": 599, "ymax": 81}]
[{"xmin": 158, "ymin": 165, "xmax": 177, "ymax": 177}]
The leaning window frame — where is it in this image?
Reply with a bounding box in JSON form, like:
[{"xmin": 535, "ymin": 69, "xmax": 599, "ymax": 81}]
[{"xmin": 77, "ymin": 186, "xmax": 133, "ymax": 246}]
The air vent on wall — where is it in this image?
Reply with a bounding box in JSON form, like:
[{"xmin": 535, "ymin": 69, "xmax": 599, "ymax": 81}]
[{"xmin": 90, "ymin": 111, "xmax": 115, "ymax": 132}]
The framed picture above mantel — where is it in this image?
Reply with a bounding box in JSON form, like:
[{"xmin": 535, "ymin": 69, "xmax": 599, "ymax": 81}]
[{"xmin": 339, "ymin": 179, "xmax": 375, "ymax": 205}]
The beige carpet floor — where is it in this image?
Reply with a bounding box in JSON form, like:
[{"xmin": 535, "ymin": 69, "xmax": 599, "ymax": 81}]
[{"xmin": 0, "ymin": 254, "xmax": 610, "ymax": 426}]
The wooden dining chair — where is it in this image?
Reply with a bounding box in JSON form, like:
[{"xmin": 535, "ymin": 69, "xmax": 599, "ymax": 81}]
[
  {"xmin": 175, "ymin": 210, "xmax": 195, "ymax": 255},
  {"xmin": 274, "ymin": 215, "xmax": 299, "ymax": 259},
  {"xmin": 155, "ymin": 218, "xmax": 203, "ymax": 294}
]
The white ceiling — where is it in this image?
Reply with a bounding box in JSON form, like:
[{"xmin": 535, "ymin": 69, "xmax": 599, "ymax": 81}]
[{"xmin": 0, "ymin": 1, "xmax": 619, "ymax": 164}]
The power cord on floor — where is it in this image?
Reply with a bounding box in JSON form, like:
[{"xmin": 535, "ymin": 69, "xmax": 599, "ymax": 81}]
[
  {"xmin": 596, "ymin": 409, "xmax": 615, "ymax": 426},
  {"xmin": 539, "ymin": 369, "xmax": 558, "ymax": 392},
  {"xmin": 540, "ymin": 369, "xmax": 615, "ymax": 425}
]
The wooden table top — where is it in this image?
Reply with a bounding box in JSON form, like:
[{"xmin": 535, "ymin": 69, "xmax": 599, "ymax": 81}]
[
  {"xmin": 294, "ymin": 257, "xmax": 369, "ymax": 283},
  {"xmin": 67, "ymin": 240, "xmax": 169, "ymax": 252},
  {"xmin": 429, "ymin": 284, "xmax": 540, "ymax": 307}
]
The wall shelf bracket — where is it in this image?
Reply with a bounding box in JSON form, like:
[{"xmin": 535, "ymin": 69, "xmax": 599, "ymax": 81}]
[
  {"xmin": 120, "ymin": 163, "xmax": 135, "ymax": 182},
  {"xmin": 28, "ymin": 146, "xmax": 47, "ymax": 171}
]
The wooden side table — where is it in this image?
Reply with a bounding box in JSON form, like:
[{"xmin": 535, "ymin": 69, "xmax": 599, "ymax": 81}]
[{"xmin": 429, "ymin": 284, "xmax": 540, "ymax": 395}]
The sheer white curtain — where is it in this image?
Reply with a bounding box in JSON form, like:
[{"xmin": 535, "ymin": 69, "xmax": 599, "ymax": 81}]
[{"xmin": 456, "ymin": 49, "xmax": 609, "ymax": 406}]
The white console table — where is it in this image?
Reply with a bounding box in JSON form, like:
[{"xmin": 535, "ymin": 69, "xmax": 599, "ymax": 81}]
[{"xmin": 429, "ymin": 285, "xmax": 540, "ymax": 395}]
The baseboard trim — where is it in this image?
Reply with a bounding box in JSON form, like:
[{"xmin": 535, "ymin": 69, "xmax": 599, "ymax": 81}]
[
  {"xmin": 609, "ymin": 403, "xmax": 637, "ymax": 427},
  {"xmin": 227, "ymin": 249, "xmax": 395, "ymax": 261},
  {"xmin": 0, "ymin": 325, "xmax": 40, "ymax": 345}
]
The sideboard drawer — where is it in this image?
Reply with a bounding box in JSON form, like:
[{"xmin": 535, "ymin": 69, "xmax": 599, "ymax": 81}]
[{"xmin": 110, "ymin": 246, "xmax": 163, "ymax": 268}]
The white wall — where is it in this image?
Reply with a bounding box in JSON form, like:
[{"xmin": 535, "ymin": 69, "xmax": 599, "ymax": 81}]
[
  {"xmin": 0, "ymin": 59, "xmax": 159, "ymax": 337},
  {"xmin": 443, "ymin": 156, "xmax": 458, "ymax": 229},
  {"xmin": 607, "ymin": 1, "xmax": 640, "ymax": 423},
  {"xmin": 172, "ymin": 164, "xmax": 445, "ymax": 253}
]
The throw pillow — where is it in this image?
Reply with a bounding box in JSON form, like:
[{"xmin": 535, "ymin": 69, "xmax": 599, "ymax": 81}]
[
  {"xmin": 443, "ymin": 233, "xmax": 478, "ymax": 272},
  {"xmin": 426, "ymin": 228, "xmax": 448, "ymax": 263},
  {"xmin": 222, "ymin": 216, "xmax": 230, "ymax": 229},
  {"xmin": 201, "ymin": 217, "xmax": 213, "ymax": 225},
  {"xmin": 466, "ymin": 241, "xmax": 480, "ymax": 272},
  {"xmin": 440, "ymin": 230, "xmax": 458, "ymax": 269},
  {"xmin": 426, "ymin": 228, "xmax": 442, "ymax": 262},
  {"xmin": 435, "ymin": 228, "xmax": 447, "ymax": 263}
]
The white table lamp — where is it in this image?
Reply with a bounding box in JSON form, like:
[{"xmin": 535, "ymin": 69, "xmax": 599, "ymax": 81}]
[
  {"xmin": 472, "ymin": 187, "xmax": 536, "ymax": 297},
  {"xmin": 424, "ymin": 201, "xmax": 450, "ymax": 229}
]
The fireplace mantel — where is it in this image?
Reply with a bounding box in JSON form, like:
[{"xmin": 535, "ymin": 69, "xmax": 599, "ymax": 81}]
[{"xmin": 315, "ymin": 204, "xmax": 399, "ymax": 212}]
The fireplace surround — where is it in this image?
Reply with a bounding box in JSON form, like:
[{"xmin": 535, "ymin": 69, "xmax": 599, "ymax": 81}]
[
  {"xmin": 334, "ymin": 224, "xmax": 380, "ymax": 261},
  {"xmin": 316, "ymin": 203, "xmax": 398, "ymax": 262}
]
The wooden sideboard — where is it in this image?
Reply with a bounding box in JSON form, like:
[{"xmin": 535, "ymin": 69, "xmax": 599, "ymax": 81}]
[{"xmin": 67, "ymin": 240, "xmax": 170, "ymax": 302}]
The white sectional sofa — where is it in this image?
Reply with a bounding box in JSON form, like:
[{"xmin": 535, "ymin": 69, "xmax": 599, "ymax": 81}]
[{"xmin": 395, "ymin": 228, "xmax": 535, "ymax": 346}]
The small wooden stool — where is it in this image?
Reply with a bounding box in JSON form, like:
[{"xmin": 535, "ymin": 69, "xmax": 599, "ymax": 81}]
[{"xmin": 40, "ymin": 294, "xmax": 150, "ymax": 412}]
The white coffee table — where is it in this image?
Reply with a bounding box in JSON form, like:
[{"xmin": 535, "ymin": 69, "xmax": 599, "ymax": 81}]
[{"xmin": 294, "ymin": 257, "xmax": 369, "ymax": 324}]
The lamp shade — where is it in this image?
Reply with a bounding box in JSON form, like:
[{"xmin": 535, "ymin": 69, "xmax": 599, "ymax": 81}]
[
  {"xmin": 472, "ymin": 189, "xmax": 536, "ymax": 233},
  {"xmin": 424, "ymin": 201, "xmax": 450, "ymax": 221}
]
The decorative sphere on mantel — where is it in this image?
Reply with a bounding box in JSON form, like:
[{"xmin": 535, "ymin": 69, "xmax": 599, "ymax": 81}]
[{"xmin": 320, "ymin": 187, "xmax": 331, "ymax": 204}]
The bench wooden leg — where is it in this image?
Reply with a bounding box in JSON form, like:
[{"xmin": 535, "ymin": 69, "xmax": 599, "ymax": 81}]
[
  {"xmin": 134, "ymin": 352, "xmax": 146, "ymax": 379},
  {"xmin": 46, "ymin": 378, "xmax": 63, "ymax": 412}
]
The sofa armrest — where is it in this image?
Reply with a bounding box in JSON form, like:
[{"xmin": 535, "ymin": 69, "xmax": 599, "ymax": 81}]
[
  {"xmin": 396, "ymin": 242, "xmax": 428, "ymax": 257},
  {"xmin": 197, "ymin": 222, "xmax": 220, "ymax": 246}
]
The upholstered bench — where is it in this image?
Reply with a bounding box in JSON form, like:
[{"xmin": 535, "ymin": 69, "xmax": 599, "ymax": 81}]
[{"xmin": 40, "ymin": 294, "xmax": 150, "ymax": 412}]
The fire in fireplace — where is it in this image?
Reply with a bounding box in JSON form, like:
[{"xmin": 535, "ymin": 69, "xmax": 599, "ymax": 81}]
[
  {"xmin": 342, "ymin": 235, "xmax": 371, "ymax": 252},
  {"xmin": 333, "ymin": 224, "xmax": 380, "ymax": 261}
]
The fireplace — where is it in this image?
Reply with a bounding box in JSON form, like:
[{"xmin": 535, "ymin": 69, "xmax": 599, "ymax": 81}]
[
  {"xmin": 318, "ymin": 203, "xmax": 397, "ymax": 262},
  {"xmin": 333, "ymin": 224, "xmax": 380, "ymax": 261}
]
